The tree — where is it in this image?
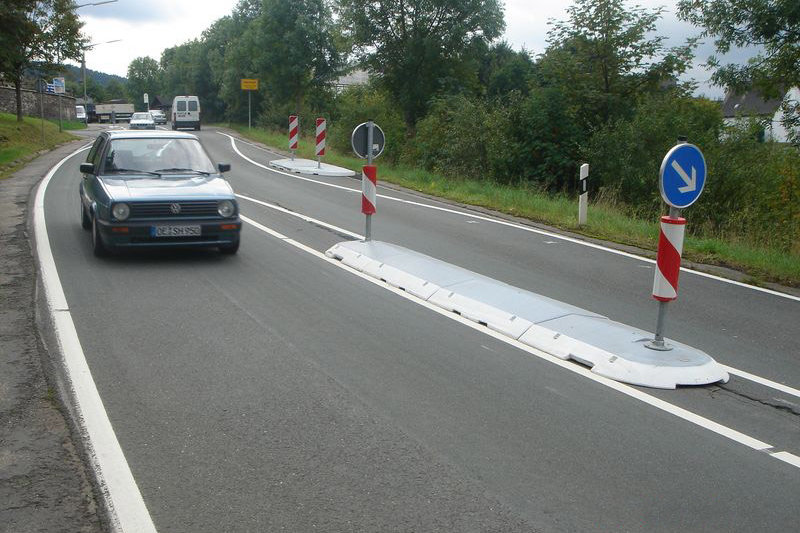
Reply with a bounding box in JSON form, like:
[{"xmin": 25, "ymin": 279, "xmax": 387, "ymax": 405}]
[
  {"xmin": 126, "ymin": 56, "xmax": 161, "ymax": 110},
  {"xmin": 338, "ymin": 0, "xmax": 505, "ymax": 129},
  {"xmin": 255, "ymin": 0, "xmax": 341, "ymax": 115},
  {"xmin": 0, "ymin": 0, "xmax": 85, "ymax": 121},
  {"xmin": 677, "ymin": 0, "xmax": 800, "ymax": 139},
  {"xmin": 541, "ymin": 0, "xmax": 696, "ymax": 130}
]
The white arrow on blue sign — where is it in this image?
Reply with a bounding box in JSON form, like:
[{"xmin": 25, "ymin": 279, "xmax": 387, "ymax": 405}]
[{"xmin": 659, "ymin": 143, "xmax": 706, "ymax": 208}]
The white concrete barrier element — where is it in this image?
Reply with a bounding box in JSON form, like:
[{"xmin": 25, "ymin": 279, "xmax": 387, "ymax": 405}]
[{"xmin": 428, "ymin": 289, "xmax": 534, "ymax": 339}]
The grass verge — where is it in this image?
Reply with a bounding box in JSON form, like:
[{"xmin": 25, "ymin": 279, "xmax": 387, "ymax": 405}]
[
  {"xmin": 214, "ymin": 122, "xmax": 800, "ymax": 287},
  {"xmin": 0, "ymin": 112, "xmax": 78, "ymax": 178}
]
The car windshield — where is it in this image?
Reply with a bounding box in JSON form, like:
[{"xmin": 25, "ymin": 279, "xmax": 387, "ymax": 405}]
[
  {"xmin": 103, "ymin": 138, "xmax": 216, "ymax": 175},
  {"xmin": 131, "ymin": 113, "xmax": 152, "ymax": 120}
]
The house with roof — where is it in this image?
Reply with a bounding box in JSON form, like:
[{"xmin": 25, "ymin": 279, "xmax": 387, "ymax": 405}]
[{"xmin": 721, "ymin": 87, "xmax": 799, "ymax": 142}]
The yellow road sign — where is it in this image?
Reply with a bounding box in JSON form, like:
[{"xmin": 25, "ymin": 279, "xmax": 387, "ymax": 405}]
[{"xmin": 241, "ymin": 78, "xmax": 259, "ymax": 91}]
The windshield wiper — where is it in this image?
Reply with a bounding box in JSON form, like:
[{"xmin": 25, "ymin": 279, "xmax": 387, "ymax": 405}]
[
  {"xmin": 109, "ymin": 168, "xmax": 162, "ymax": 176},
  {"xmin": 153, "ymin": 168, "xmax": 211, "ymax": 175}
]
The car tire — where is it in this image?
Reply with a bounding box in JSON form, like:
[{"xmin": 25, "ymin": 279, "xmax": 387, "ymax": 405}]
[
  {"xmin": 219, "ymin": 239, "xmax": 239, "ymax": 255},
  {"xmin": 80, "ymin": 200, "xmax": 91, "ymax": 230},
  {"xmin": 195, "ymin": 124, "xmax": 201, "ymax": 131},
  {"xmin": 92, "ymin": 216, "xmax": 108, "ymax": 257}
]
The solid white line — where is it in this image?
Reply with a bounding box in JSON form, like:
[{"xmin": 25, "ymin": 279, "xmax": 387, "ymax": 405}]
[
  {"xmin": 219, "ymin": 131, "xmax": 799, "ymax": 303},
  {"xmin": 34, "ymin": 146, "xmax": 158, "ymax": 532},
  {"xmin": 771, "ymin": 451, "xmax": 800, "ymax": 468},
  {"xmin": 238, "ymin": 214, "xmax": 798, "ymax": 470},
  {"xmin": 236, "ymin": 193, "xmax": 363, "ymax": 240},
  {"xmin": 723, "ymin": 365, "xmax": 800, "ymax": 399}
]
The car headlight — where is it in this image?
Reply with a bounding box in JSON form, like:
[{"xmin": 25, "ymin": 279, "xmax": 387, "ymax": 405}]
[
  {"xmin": 218, "ymin": 200, "xmax": 235, "ymax": 217},
  {"xmin": 112, "ymin": 202, "xmax": 130, "ymax": 221}
]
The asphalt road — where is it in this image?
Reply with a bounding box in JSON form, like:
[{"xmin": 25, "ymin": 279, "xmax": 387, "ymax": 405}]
[{"xmin": 40, "ymin": 126, "xmax": 800, "ymax": 532}]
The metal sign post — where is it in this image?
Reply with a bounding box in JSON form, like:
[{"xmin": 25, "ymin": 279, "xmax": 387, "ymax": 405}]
[
  {"xmin": 53, "ymin": 77, "xmax": 65, "ymax": 132},
  {"xmin": 240, "ymin": 79, "xmax": 258, "ymax": 130},
  {"xmin": 646, "ymin": 138, "xmax": 705, "ymax": 351},
  {"xmin": 351, "ymin": 121, "xmax": 386, "ymax": 241},
  {"xmin": 144, "ymin": 92, "xmax": 149, "ymax": 111}
]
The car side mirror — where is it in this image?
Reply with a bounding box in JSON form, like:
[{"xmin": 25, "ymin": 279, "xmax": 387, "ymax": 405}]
[
  {"xmin": 218, "ymin": 163, "xmax": 231, "ymax": 173},
  {"xmin": 80, "ymin": 162, "xmax": 95, "ymax": 174}
]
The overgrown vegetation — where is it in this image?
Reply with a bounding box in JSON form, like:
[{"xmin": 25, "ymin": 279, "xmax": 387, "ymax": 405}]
[{"xmin": 0, "ymin": 111, "xmax": 77, "ymax": 177}]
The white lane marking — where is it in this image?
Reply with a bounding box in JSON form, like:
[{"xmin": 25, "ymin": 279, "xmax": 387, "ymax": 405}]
[
  {"xmin": 771, "ymin": 451, "xmax": 800, "ymax": 468},
  {"xmin": 236, "ymin": 192, "xmax": 800, "ymax": 401},
  {"xmin": 35, "ymin": 146, "xmax": 158, "ymax": 532},
  {"xmin": 723, "ymin": 365, "xmax": 800, "ymax": 399},
  {"xmin": 238, "ymin": 213, "xmax": 797, "ymax": 470},
  {"xmin": 219, "ymin": 131, "xmax": 800, "ymax": 303},
  {"xmin": 236, "ymin": 193, "xmax": 363, "ymax": 240}
]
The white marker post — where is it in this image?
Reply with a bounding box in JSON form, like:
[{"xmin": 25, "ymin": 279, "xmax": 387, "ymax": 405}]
[{"xmin": 578, "ymin": 163, "xmax": 589, "ymax": 226}]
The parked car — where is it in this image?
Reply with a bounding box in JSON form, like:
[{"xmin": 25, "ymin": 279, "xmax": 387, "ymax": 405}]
[
  {"xmin": 78, "ymin": 130, "xmax": 240, "ymax": 256},
  {"xmin": 172, "ymin": 95, "xmax": 201, "ymax": 130},
  {"xmin": 150, "ymin": 109, "xmax": 167, "ymax": 125},
  {"xmin": 75, "ymin": 105, "xmax": 87, "ymax": 123},
  {"xmin": 129, "ymin": 112, "xmax": 155, "ymax": 130}
]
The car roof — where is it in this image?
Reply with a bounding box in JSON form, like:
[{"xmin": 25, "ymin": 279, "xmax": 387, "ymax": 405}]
[{"xmin": 103, "ymin": 130, "xmax": 198, "ymax": 140}]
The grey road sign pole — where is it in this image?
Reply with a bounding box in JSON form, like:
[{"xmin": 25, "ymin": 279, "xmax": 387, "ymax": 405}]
[
  {"xmin": 39, "ymin": 79, "xmax": 45, "ymax": 145},
  {"xmin": 248, "ymin": 91, "xmax": 251, "ymax": 130},
  {"xmin": 365, "ymin": 120, "xmax": 374, "ymax": 241},
  {"xmin": 647, "ymin": 137, "xmax": 691, "ymax": 351}
]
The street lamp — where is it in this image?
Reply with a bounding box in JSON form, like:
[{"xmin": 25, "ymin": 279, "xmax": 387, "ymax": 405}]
[{"xmin": 82, "ymin": 39, "xmax": 122, "ymax": 105}]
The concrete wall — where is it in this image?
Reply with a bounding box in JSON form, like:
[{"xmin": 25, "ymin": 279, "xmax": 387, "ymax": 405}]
[{"xmin": 0, "ymin": 85, "xmax": 76, "ymax": 120}]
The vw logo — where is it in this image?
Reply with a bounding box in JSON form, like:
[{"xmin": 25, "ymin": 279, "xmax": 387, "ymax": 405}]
[{"xmin": 169, "ymin": 203, "xmax": 181, "ymax": 214}]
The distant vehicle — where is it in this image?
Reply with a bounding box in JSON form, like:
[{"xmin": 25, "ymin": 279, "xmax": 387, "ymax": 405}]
[
  {"xmin": 129, "ymin": 112, "xmax": 155, "ymax": 130},
  {"xmin": 75, "ymin": 105, "xmax": 86, "ymax": 122},
  {"xmin": 172, "ymin": 95, "xmax": 201, "ymax": 131},
  {"xmin": 95, "ymin": 102, "xmax": 134, "ymax": 123},
  {"xmin": 150, "ymin": 109, "xmax": 167, "ymax": 125},
  {"xmin": 78, "ymin": 130, "xmax": 240, "ymax": 256}
]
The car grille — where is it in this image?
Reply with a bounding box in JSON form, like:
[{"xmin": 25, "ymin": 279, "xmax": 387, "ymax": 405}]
[{"xmin": 129, "ymin": 201, "xmax": 220, "ymax": 219}]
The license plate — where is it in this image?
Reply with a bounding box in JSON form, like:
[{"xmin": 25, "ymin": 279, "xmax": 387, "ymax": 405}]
[{"xmin": 152, "ymin": 225, "xmax": 201, "ymax": 237}]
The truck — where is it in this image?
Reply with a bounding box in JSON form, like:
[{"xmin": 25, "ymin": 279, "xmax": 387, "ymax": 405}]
[{"xmin": 94, "ymin": 101, "xmax": 134, "ymax": 123}]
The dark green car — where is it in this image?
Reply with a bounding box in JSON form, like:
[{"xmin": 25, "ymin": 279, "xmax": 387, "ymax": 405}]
[{"xmin": 79, "ymin": 130, "xmax": 241, "ymax": 256}]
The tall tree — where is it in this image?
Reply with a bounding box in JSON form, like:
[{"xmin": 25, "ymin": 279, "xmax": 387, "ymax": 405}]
[
  {"xmin": 677, "ymin": 0, "xmax": 800, "ymax": 138},
  {"xmin": 0, "ymin": 0, "xmax": 85, "ymax": 121},
  {"xmin": 126, "ymin": 56, "xmax": 161, "ymax": 110},
  {"xmin": 339, "ymin": 0, "xmax": 505, "ymax": 128},
  {"xmin": 255, "ymin": 0, "xmax": 341, "ymax": 114},
  {"xmin": 542, "ymin": 0, "xmax": 696, "ymax": 130}
]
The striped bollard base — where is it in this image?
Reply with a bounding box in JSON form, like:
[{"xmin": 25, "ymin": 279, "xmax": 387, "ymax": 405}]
[
  {"xmin": 362, "ymin": 165, "xmax": 377, "ymax": 241},
  {"xmin": 652, "ymin": 216, "xmax": 686, "ymax": 301}
]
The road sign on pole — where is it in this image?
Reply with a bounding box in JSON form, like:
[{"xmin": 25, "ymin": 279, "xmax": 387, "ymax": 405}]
[
  {"xmin": 659, "ymin": 143, "xmax": 706, "ymax": 208},
  {"xmin": 351, "ymin": 121, "xmax": 385, "ymax": 161},
  {"xmin": 241, "ymin": 79, "xmax": 259, "ymax": 129},
  {"xmin": 52, "ymin": 77, "xmax": 65, "ymax": 94}
]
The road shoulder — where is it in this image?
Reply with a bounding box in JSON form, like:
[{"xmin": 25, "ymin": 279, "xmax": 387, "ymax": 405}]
[{"xmin": 0, "ymin": 139, "xmax": 104, "ymax": 532}]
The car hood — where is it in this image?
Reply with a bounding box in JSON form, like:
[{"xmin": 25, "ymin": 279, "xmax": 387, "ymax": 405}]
[{"xmin": 100, "ymin": 175, "xmax": 234, "ymax": 201}]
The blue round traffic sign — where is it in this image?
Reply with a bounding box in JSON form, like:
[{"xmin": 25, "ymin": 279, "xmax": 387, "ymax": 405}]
[{"xmin": 659, "ymin": 143, "xmax": 706, "ymax": 208}]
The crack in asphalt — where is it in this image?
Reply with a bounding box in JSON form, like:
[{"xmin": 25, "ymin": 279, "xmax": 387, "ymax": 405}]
[{"xmin": 716, "ymin": 384, "xmax": 800, "ymax": 417}]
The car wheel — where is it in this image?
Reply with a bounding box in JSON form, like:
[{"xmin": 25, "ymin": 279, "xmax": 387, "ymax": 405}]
[
  {"xmin": 195, "ymin": 124, "xmax": 201, "ymax": 131},
  {"xmin": 219, "ymin": 239, "xmax": 239, "ymax": 255},
  {"xmin": 80, "ymin": 200, "xmax": 91, "ymax": 230},
  {"xmin": 92, "ymin": 216, "xmax": 107, "ymax": 257}
]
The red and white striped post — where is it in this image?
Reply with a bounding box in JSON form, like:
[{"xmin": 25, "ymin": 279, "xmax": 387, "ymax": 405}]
[
  {"xmin": 652, "ymin": 216, "xmax": 686, "ymax": 302},
  {"xmin": 647, "ymin": 214, "xmax": 686, "ymax": 350},
  {"xmin": 361, "ymin": 165, "xmax": 377, "ymax": 240},
  {"xmin": 288, "ymin": 115, "xmax": 298, "ymax": 160},
  {"xmin": 315, "ymin": 118, "xmax": 326, "ymax": 168}
]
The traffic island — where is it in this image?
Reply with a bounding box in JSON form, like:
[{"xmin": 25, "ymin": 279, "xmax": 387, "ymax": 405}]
[
  {"xmin": 270, "ymin": 158, "xmax": 355, "ymax": 177},
  {"xmin": 325, "ymin": 240, "xmax": 729, "ymax": 389}
]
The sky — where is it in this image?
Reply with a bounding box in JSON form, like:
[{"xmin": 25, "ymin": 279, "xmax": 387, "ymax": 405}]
[{"xmin": 72, "ymin": 0, "xmax": 758, "ymax": 99}]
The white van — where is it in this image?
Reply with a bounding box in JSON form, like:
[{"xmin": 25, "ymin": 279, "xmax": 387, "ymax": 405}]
[
  {"xmin": 171, "ymin": 95, "xmax": 201, "ymax": 130},
  {"xmin": 75, "ymin": 105, "xmax": 86, "ymax": 122}
]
